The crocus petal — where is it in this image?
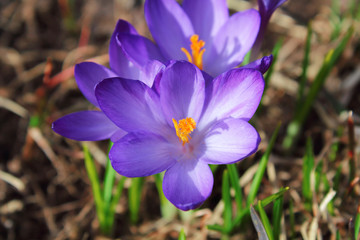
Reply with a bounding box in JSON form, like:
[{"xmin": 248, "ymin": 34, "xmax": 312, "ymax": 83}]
[
  {"xmin": 200, "ymin": 68, "xmax": 264, "ymax": 128},
  {"xmin": 52, "ymin": 111, "xmax": 119, "ymax": 141},
  {"xmin": 109, "ymin": 20, "xmax": 141, "ymax": 78},
  {"xmin": 163, "ymin": 160, "xmax": 213, "ymax": 210},
  {"xmin": 74, "ymin": 62, "xmax": 118, "ymax": 107},
  {"xmin": 95, "ymin": 77, "xmax": 165, "ymax": 133},
  {"xmin": 204, "ymin": 9, "xmax": 261, "ymax": 76},
  {"xmin": 145, "ymin": 0, "xmax": 194, "ymax": 60},
  {"xmin": 201, "ymin": 118, "xmax": 260, "ymax": 164},
  {"xmin": 139, "ymin": 60, "xmax": 165, "ymax": 87},
  {"xmin": 182, "ymin": 0, "xmax": 228, "ymax": 44},
  {"xmin": 241, "ymin": 54, "xmax": 273, "ymax": 74},
  {"xmin": 258, "ymin": 0, "xmax": 287, "ymax": 18},
  {"xmin": 160, "ymin": 61, "xmax": 205, "ymax": 124},
  {"xmin": 117, "ymin": 33, "xmax": 166, "ymax": 69},
  {"xmin": 110, "ymin": 129, "xmax": 127, "ymax": 142},
  {"xmin": 109, "ymin": 132, "xmax": 177, "ymax": 177}
]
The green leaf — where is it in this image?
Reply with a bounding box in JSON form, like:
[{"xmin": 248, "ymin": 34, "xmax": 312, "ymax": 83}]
[
  {"xmin": 82, "ymin": 144, "xmax": 105, "ymax": 230},
  {"xmin": 154, "ymin": 173, "xmax": 177, "ymax": 220},
  {"xmin": 222, "ymin": 170, "xmax": 232, "ymax": 234},
  {"xmin": 178, "ymin": 228, "xmax": 186, "ymax": 240},
  {"xmin": 355, "ymin": 206, "xmax": 360, "ymax": 240},
  {"xmin": 250, "ymin": 205, "xmax": 270, "ymax": 240},
  {"xmin": 296, "ymin": 22, "xmax": 312, "ymax": 112},
  {"xmin": 272, "ymin": 193, "xmax": 284, "ymax": 240},
  {"xmin": 283, "ymin": 26, "xmax": 354, "ymax": 150},
  {"xmin": 302, "ymin": 138, "xmax": 315, "ymax": 211},
  {"xmin": 257, "ymin": 200, "xmax": 274, "ymax": 240},
  {"xmin": 129, "ymin": 177, "xmax": 145, "ymax": 224},
  {"xmin": 227, "ymin": 164, "xmax": 243, "ymax": 214},
  {"xmin": 289, "ymin": 199, "xmax": 295, "ymax": 240},
  {"xmin": 247, "ymin": 122, "xmax": 281, "ymax": 206}
]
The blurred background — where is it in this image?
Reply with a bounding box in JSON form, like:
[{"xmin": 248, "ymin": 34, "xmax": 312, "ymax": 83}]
[{"xmin": 0, "ymin": 0, "xmax": 359, "ymax": 239}]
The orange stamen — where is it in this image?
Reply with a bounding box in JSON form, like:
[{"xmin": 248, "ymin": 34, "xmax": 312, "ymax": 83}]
[
  {"xmin": 181, "ymin": 34, "xmax": 205, "ymax": 70},
  {"xmin": 172, "ymin": 117, "xmax": 196, "ymax": 146}
]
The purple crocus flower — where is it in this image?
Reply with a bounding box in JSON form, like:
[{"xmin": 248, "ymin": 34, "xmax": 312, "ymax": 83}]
[
  {"xmin": 52, "ymin": 20, "xmax": 164, "ymax": 141},
  {"xmin": 115, "ymin": 0, "xmax": 261, "ymax": 77},
  {"xmin": 251, "ymin": 0, "xmax": 287, "ymax": 59},
  {"xmin": 95, "ymin": 61, "xmax": 264, "ymax": 210}
]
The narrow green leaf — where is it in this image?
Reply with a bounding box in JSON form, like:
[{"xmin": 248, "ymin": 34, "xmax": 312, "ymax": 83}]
[
  {"xmin": 260, "ymin": 187, "xmax": 289, "ymax": 207},
  {"xmin": 247, "ymin": 122, "xmax": 281, "ymax": 206},
  {"xmin": 302, "ymin": 138, "xmax": 314, "ymax": 211},
  {"xmin": 129, "ymin": 177, "xmax": 145, "ymax": 224},
  {"xmin": 355, "ymin": 206, "xmax": 360, "ymax": 240},
  {"xmin": 232, "ymin": 187, "xmax": 289, "ymax": 230},
  {"xmin": 264, "ymin": 39, "xmax": 283, "ymax": 90},
  {"xmin": 334, "ymin": 165, "xmax": 342, "ymax": 192},
  {"xmin": 336, "ymin": 229, "xmax": 340, "ymax": 240},
  {"xmin": 315, "ymin": 160, "xmax": 323, "ymax": 193},
  {"xmin": 222, "ymin": 170, "xmax": 232, "ymax": 234},
  {"xmin": 178, "ymin": 228, "xmax": 186, "ymax": 240},
  {"xmin": 207, "ymin": 224, "xmax": 226, "ymax": 233},
  {"xmin": 289, "ymin": 199, "xmax": 295, "ymax": 240},
  {"xmin": 103, "ymin": 142, "xmax": 115, "ymax": 206},
  {"xmin": 258, "ymin": 39, "xmax": 283, "ymax": 112},
  {"xmin": 107, "ymin": 176, "xmax": 126, "ymax": 235},
  {"xmin": 227, "ymin": 164, "xmax": 243, "ymax": 214},
  {"xmin": 210, "ymin": 164, "xmax": 219, "ymax": 173},
  {"xmin": 283, "ymin": 26, "xmax": 354, "ymax": 150},
  {"xmin": 82, "ymin": 144, "xmax": 105, "ymax": 228},
  {"xmin": 257, "ymin": 200, "xmax": 274, "ymax": 240},
  {"xmin": 154, "ymin": 173, "xmax": 177, "ymax": 220},
  {"xmin": 296, "ymin": 22, "xmax": 312, "ymax": 112},
  {"xmin": 272, "ymin": 193, "xmax": 284, "ymax": 240},
  {"xmin": 250, "ymin": 205, "xmax": 270, "ymax": 240},
  {"xmin": 242, "ymin": 50, "xmax": 252, "ymax": 66}
]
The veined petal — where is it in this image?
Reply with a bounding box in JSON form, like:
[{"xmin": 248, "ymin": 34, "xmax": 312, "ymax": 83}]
[
  {"xmin": 110, "ymin": 132, "xmax": 177, "ymax": 177},
  {"xmin": 204, "ymin": 9, "xmax": 261, "ymax": 76},
  {"xmin": 160, "ymin": 61, "xmax": 205, "ymax": 124},
  {"xmin": 95, "ymin": 77, "xmax": 165, "ymax": 133},
  {"xmin": 145, "ymin": 0, "xmax": 194, "ymax": 60},
  {"xmin": 241, "ymin": 54, "xmax": 273, "ymax": 74},
  {"xmin": 75, "ymin": 62, "xmax": 118, "ymax": 107},
  {"xmin": 182, "ymin": 0, "xmax": 228, "ymax": 44},
  {"xmin": 117, "ymin": 33, "xmax": 166, "ymax": 69},
  {"xmin": 109, "ymin": 20, "xmax": 141, "ymax": 78},
  {"xmin": 52, "ymin": 111, "xmax": 120, "ymax": 141},
  {"xmin": 201, "ymin": 118, "xmax": 260, "ymax": 164},
  {"xmin": 258, "ymin": 0, "xmax": 287, "ymax": 19},
  {"xmin": 200, "ymin": 68, "xmax": 264, "ymax": 128},
  {"xmin": 139, "ymin": 60, "xmax": 165, "ymax": 87},
  {"xmin": 163, "ymin": 160, "xmax": 213, "ymax": 210}
]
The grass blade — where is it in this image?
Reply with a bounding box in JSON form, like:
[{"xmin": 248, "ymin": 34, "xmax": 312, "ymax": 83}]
[
  {"xmin": 283, "ymin": 26, "xmax": 354, "ymax": 150},
  {"xmin": 247, "ymin": 122, "xmax": 281, "ymax": 206},
  {"xmin": 82, "ymin": 144, "xmax": 105, "ymax": 229},
  {"xmin": 107, "ymin": 176, "xmax": 126, "ymax": 235},
  {"xmin": 355, "ymin": 205, "xmax": 360, "ymax": 240},
  {"xmin": 178, "ymin": 228, "xmax": 186, "ymax": 240},
  {"xmin": 103, "ymin": 142, "xmax": 115, "ymax": 206},
  {"xmin": 222, "ymin": 170, "xmax": 232, "ymax": 234},
  {"xmin": 250, "ymin": 205, "xmax": 270, "ymax": 240},
  {"xmin": 227, "ymin": 164, "xmax": 243, "ymax": 214},
  {"xmin": 272, "ymin": 193, "xmax": 284, "ymax": 240},
  {"xmin": 296, "ymin": 22, "xmax": 312, "ymax": 112},
  {"xmin": 257, "ymin": 200, "xmax": 274, "ymax": 240},
  {"xmin": 154, "ymin": 173, "xmax": 177, "ymax": 220},
  {"xmin": 129, "ymin": 177, "xmax": 145, "ymax": 224},
  {"xmin": 302, "ymin": 138, "xmax": 315, "ymax": 211}
]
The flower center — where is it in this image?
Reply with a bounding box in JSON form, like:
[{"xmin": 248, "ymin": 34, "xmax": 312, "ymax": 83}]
[
  {"xmin": 181, "ymin": 34, "xmax": 205, "ymax": 70},
  {"xmin": 172, "ymin": 117, "xmax": 196, "ymax": 146}
]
